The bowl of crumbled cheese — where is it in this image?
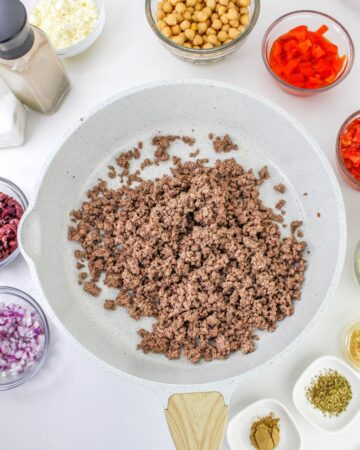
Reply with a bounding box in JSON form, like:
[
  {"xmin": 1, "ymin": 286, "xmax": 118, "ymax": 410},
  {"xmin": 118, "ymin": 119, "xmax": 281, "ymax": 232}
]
[{"xmin": 28, "ymin": 0, "xmax": 105, "ymax": 58}]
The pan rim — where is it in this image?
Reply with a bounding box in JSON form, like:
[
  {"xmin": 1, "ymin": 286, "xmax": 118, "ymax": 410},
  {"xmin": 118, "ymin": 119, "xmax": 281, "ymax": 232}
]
[{"xmin": 19, "ymin": 79, "xmax": 347, "ymax": 394}]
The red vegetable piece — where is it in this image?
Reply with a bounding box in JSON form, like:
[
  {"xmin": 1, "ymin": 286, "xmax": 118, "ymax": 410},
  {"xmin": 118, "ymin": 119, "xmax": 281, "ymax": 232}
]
[{"xmin": 316, "ymin": 24, "xmax": 329, "ymax": 35}]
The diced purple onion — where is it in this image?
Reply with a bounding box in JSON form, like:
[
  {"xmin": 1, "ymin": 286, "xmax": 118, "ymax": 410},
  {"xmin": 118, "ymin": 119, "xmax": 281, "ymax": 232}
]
[{"xmin": 0, "ymin": 303, "xmax": 45, "ymax": 377}]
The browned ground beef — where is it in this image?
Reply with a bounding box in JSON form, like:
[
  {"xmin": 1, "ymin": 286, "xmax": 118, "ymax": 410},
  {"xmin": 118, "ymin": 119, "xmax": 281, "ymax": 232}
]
[{"xmin": 68, "ymin": 135, "xmax": 306, "ymax": 363}]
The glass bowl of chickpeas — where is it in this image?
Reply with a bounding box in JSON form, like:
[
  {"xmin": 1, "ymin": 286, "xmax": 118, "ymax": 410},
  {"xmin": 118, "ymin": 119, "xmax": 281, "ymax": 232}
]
[{"xmin": 145, "ymin": 0, "xmax": 260, "ymax": 63}]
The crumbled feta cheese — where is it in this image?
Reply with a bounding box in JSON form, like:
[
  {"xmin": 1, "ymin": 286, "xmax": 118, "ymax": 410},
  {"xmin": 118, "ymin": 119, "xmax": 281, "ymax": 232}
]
[{"xmin": 29, "ymin": 0, "xmax": 99, "ymax": 50}]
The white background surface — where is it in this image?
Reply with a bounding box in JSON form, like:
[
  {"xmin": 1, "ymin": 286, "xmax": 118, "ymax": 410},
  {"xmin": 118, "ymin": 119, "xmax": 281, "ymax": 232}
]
[{"xmin": 1, "ymin": 0, "xmax": 360, "ymax": 449}]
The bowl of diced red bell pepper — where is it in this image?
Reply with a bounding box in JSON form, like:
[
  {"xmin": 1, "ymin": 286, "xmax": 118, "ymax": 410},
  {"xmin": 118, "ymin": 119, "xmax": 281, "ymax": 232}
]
[
  {"xmin": 337, "ymin": 111, "xmax": 360, "ymax": 191},
  {"xmin": 262, "ymin": 10, "xmax": 355, "ymax": 96}
]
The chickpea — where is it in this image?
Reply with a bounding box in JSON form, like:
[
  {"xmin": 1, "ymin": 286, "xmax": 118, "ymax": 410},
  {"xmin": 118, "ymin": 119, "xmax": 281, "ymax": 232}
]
[
  {"xmin": 238, "ymin": 0, "xmax": 250, "ymax": 6},
  {"xmin": 197, "ymin": 11, "xmax": 208, "ymax": 21},
  {"xmin": 207, "ymin": 34, "xmax": 219, "ymax": 45},
  {"xmin": 228, "ymin": 27, "xmax": 240, "ymax": 39},
  {"xmin": 195, "ymin": 3, "xmax": 202, "ymax": 10},
  {"xmin": 222, "ymin": 23, "xmax": 230, "ymax": 31},
  {"xmin": 229, "ymin": 1, "xmax": 235, "ymax": 6},
  {"xmin": 183, "ymin": 42, "xmax": 192, "ymax": 47},
  {"xmin": 203, "ymin": 42, "xmax": 214, "ymax": 48},
  {"xmin": 180, "ymin": 19, "xmax": 191, "ymax": 30},
  {"xmin": 219, "ymin": 0, "xmax": 229, "ymax": 5},
  {"xmin": 193, "ymin": 45, "xmax": 200, "ymax": 49},
  {"xmin": 172, "ymin": 24, "xmax": 181, "ymax": 34},
  {"xmin": 191, "ymin": 22, "xmax": 198, "ymax": 30},
  {"xmin": 238, "ymin": 24, "xmax": 246, "ymax": 33},
  {"xmin": 202, "ymin": 6, "xmax": 212, "ymax": 17},
  {"xmin": 206, "ymin": 27, "xmax": 216, "ymax": 35},
  {"xmin": 206, "ymin": 0, "xmax": 216, "ymax": 9},
  {"xmin": 227, "ymin": 7, "xmax": 238, "ymax": 20},
  {"xmin": 240, "ymin": 14, "xmax": 249, "ymax": 25},
  {"xmin": 175, "ymin": 2, "xmax": 187, "ymax": 13},
  {"xmin": 170, "ymin": 0, "xmax": 179, "ymax": 4},
  {"xmin": 162, "ymin": 26, "xmax": 172, "ymax": 37},
  {"xmin": 211, "ymin": 13, "xmax": 219, "ymax": 20},
  {"xmin": 183, "ymin": 10, "xmax": 192, "ymax": 19},
  {"xmin": 184, "ymin": 28, "xmax": 196, "ymax": 40},
  {"xmin": 158, "ymin": 20, "xmax": 166, "ymax": 30},
  {"xmin": 172, "ymin": 35, "xmax": 185, "ymax": 44},
  {"xmin": 220, "ymin": 14, "xmax": 229, "ymax": 24},
  {"xmin": 174, "ymin": 12, "xmax": 184, "ymax": 22},
  {"xmin": 198, "ymin": 22, "xmax": 208, "ymax": 34},
  {"xmin": 193, "ymin": 34, "xmax": 203, "ymax": 45},
  {"xmin": 229, "ymin": 19, "xmax": 239, "ymax": 27},
  {"xmin": 157, "ymin": 9, "xmax": 165, "ymax": 19},
  {"xmin": 212, "ymin": 18, "xmax": 222, "ymax": 29},
  {"xmin": 186, "ymin": 0, "xmax": 196, "ymax": 5},
  {"xmin": 218, "ymin": 5, "xmax": 226, "ymax": 15},
  {"xmin": 224, "ymin": 38, "xmax": 232, "ymax": 44},
  {"xmin": 217, "ymin": 30, "xmax": 228, "ymax": 41},
  {"xmin": 187, "ymin": 6, "xmax": 194, "ymax": 13},
  {"xmin": 163, "ymin": 2, "xmax": 173, "ymax": 13},
  {"xmin": 165, "ymin": 14, "xmax": 177, "ymax": 25},
  {"xmin": 157, "ymin": 1, "xmax": 164, "ymax": 10},
  {"xmin": 240, "ymin": 7, "xmax": 248, "ymax": 14}
]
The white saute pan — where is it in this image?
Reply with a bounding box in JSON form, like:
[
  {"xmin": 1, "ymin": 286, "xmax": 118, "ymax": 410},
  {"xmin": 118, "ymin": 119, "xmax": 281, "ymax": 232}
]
[{"xmin": 19, "ymin": 80, "xmax": 346, "ymax": 450}]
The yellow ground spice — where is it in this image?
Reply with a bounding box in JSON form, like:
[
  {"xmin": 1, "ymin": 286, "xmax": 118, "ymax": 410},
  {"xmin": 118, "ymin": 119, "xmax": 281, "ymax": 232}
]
[
  {"xmin": 250, "ymin": 414, "xmax": 280, "ymax": 450},
  {"xmin": 349, "ymin": 328, "xmax": 360, "ymax": 367}
]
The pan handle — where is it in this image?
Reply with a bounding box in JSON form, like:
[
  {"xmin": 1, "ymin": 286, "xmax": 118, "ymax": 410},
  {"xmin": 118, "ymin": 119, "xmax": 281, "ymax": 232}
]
[{"xmin": 165, "ymin": 392, "xmax": 228, "ymax": 450}]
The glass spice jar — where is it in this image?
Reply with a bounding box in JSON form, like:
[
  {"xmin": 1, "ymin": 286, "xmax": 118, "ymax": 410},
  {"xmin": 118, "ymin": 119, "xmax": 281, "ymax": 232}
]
[
  {"xmin": 341, "ymin": 319, "xmax": 360, "ymax": 372},
  {"xmin": 0, "ymin": 0, "xmax": 70, "ymax": 114}
]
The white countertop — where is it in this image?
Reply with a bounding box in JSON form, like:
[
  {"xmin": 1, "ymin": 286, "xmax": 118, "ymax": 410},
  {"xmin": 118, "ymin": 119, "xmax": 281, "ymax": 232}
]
[{"xmin": 1, "ymin": 0, "xmax": 360, "ymax": 449}]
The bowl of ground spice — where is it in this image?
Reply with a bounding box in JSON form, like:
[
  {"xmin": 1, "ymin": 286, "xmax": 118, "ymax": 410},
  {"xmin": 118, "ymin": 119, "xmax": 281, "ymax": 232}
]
[
  {"xmin": 293, "ymin": 355, "xmax": 360, "ymax": 432},
  {"xmin": 0, "ymin": 177, "xmax": 27, "ymax": 268},
  {"xmin": 227, "ymin": 398, "xmax": 301, "ymax": 450},
  {"xmin": 342, "ymin": 319, "xmax": 360, "ymax": 372}
]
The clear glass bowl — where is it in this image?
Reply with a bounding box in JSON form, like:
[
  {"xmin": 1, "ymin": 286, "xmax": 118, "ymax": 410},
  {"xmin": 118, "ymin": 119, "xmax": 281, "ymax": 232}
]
[
  {"xmin": 341, "ymin": 319, "xmax": 360, "ymax": 372},
  {"xmin": 262, "ymin": 10, "xmax": 355, "ymax": 96},
  {"xmin": 27, "ymin": 0, "xmax": 105, "ymax": 59},
  {"xmin": 145, "ymin": 0, "xmax": 260, "ymax": 64},
  {"xmin": 336, "ymin": 110, "xmax": 360, "ymax": 191},
  {"xmin": 0, "ymin": 287, "xmax": 50, "ymax": 390},
  {"xmin": 0, "ymin": 177, "xmax": 28, "ymax": 269},
  {"xmin": 354, "ymin": 240, "xmax": 360, "ymax": 285}
]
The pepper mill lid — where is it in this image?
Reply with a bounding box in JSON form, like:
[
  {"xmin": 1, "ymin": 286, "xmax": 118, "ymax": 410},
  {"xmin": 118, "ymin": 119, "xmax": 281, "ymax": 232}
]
[{"xmin": 0, "ymin": 0, "xmax": 34, "ymax": 60}]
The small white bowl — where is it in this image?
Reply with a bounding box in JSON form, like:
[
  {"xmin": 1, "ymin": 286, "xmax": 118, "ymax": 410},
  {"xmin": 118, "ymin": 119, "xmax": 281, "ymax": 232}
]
[
  {"xmin": 227, "ymin": 398, "xmax": 302, "ymax": 450},
  {"xmin": 27, "ymin": 0, "xmax": 105, "ymax": 59},
  {"xmin": 293, "ymin": 355, "xmax": 360, "ymax": 433}
]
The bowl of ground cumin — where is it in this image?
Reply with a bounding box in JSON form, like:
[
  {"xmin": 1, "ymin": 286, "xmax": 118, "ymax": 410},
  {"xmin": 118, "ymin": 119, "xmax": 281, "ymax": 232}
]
[{"xmin": 19, "ymin": 80, "xmax": 346, "ymax": 449}]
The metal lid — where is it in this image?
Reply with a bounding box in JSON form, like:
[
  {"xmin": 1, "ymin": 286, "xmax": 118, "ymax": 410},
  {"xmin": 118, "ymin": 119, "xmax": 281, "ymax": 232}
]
[{"xmin": 0, "ymin": 0, "xmax": 34, "ymax": 59}]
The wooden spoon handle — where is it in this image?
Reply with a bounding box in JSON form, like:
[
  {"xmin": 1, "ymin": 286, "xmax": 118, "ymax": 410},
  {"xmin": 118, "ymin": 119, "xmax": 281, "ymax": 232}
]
[{"xmin": 165, "ymin": 392, "xmax": 228, "ymax": 450}]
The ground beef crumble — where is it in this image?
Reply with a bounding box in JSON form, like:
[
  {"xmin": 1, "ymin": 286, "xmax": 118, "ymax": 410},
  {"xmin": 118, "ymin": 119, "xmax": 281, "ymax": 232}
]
[{"xmin": 68, "ymin": 135, "xmax": 307, "ymax": 363}]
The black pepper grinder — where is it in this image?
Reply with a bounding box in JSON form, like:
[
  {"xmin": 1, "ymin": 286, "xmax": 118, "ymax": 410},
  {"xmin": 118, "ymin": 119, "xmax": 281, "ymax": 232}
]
[{"xmin": 0, "ymin": 0, "xmax": 70, "ymax": 114}]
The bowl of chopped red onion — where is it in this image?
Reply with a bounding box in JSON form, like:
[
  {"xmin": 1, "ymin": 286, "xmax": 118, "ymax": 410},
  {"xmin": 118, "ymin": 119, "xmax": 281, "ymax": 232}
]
[
  {"xmin": 0, "ymin": 286, "xmax": 49, "ymax": 390},
  {"xmin": 0, "ymin": 177, "xmax": 28, "ymax": 268}
]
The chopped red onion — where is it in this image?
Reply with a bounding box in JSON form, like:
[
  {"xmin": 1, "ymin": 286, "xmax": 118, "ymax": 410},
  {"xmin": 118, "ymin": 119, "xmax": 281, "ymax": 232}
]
[{"xmin": 0, "ymin": 303, "xmax": 45, "ymax": 377}]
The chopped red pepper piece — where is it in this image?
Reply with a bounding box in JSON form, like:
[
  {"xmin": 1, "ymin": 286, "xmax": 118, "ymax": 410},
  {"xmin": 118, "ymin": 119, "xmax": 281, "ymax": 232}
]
[
  {"xmin": 269, "ymin": 24, "xmax": 347, "ymax": 90},
  {"xmin": 340, "ymin": 117, "xmax": 360, "ymax": 183}
]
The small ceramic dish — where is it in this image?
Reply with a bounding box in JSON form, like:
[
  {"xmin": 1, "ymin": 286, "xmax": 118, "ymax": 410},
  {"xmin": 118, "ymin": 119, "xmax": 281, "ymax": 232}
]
[
  {"xmin": 27, "ymin": 0, "xmax": 105, "ymax": 58},
  {"xmin": 293, "ymin": 355, "xmax": 360, "ymax": 432},
  {"xmin": 262, "ymin": 10, "xmax": 355, "ymax": 96},
  {"xmin": 226, "ymin": 398, "xmax": 302, "ymax": 450}
]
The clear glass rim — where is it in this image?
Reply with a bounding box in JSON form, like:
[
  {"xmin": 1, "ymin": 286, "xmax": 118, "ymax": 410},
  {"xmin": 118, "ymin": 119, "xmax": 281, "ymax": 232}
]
[
  {"xmin": 53, "ymin": 0, "xmax": 105, "ymax": 56},
  {"xmin": 0, "ymin": 286, "xmax": 50, "ymax": 391},
  {"xmin": 336, "ymin": 110, "xmax": 360, "ymax": 190},
  {"xmin": 261, "ymin": 10, "xmax": 355, "ymax": 94},
  {"xmin": 145, "ymin": 0, "xmax": 260, "ymax": 56},
  {"xmin": 341, "ymin": 317, "xmax": 360, "ymax": 371},
  {"xmin": 0, "ymin": 177, "xmax": 28, "ymax": 268},
  {"xmin": 354, "ymin": 240, "xmax": 360, "ymax": 285}
]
